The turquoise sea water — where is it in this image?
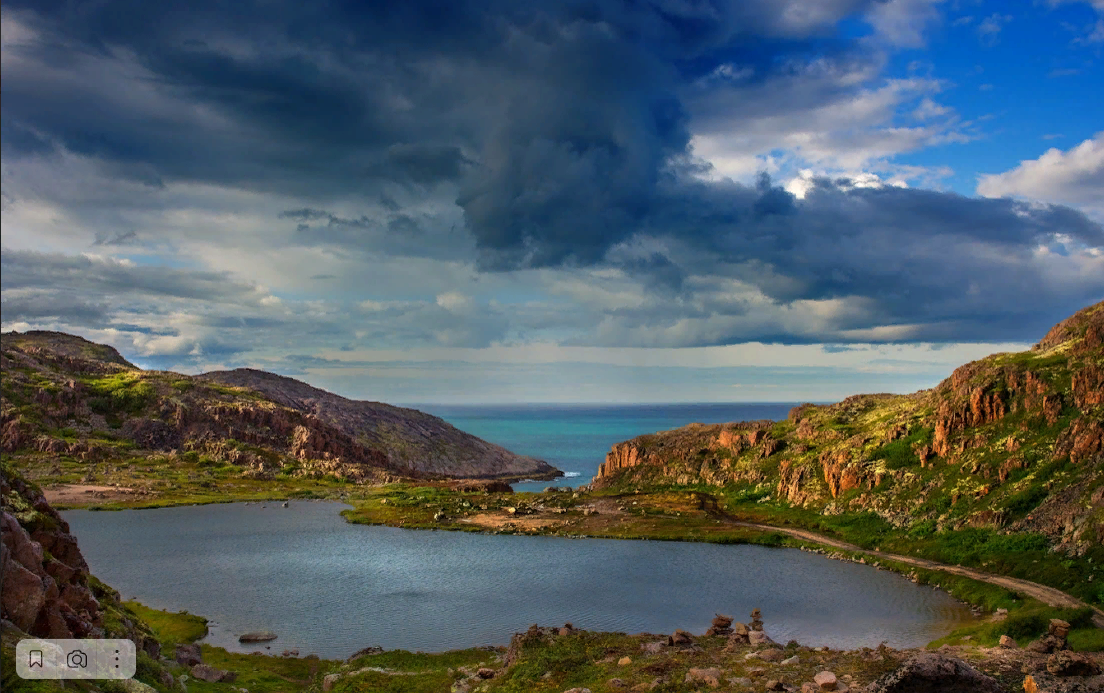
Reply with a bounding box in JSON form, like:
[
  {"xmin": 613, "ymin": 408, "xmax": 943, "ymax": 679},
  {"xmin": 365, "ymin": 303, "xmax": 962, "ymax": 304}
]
[{"xmin": 412, "ymin": 403, "xmax": 800, "ymax": 492}]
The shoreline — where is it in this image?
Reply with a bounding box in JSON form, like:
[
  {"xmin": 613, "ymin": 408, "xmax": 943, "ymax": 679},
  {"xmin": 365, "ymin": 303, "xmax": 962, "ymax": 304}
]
[
  {"xmin": 96, "ymin": 600, "xmax": 1104, "ymax": 693},
  {"xmin": 52, "ymin": 483, "xmax": 1102, "ymax": 628}
]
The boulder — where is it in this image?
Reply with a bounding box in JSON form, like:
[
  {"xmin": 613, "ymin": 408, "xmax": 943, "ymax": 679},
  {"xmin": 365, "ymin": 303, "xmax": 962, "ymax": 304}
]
[
  {"xmin": 782, "ymin": 655, "xmax": 800, "ymax": 665},
  {"xmin": 724, "ymin": 631, "xmax": 750, "ymax": 651},
  {"xmin": 667, "ymin": 629, "xmax": 694, "ymax": 646},
  {"xmin": 814, "ymin": 670, "xmax": 838, "ymax": 690},
  {"xmin": 347, "ymin": 645, "xmax": 384, "ymax": 662},
  {"xmin": 322, "ymin": 673, "xmax": 341, "ymax": 692},
  {"xmin": 685, "ymin": 667, "xmax": 722, "ymax": 688},
  {"xmin": 1046, "ymin": 651, "xmax": 1102, "ymax": 677},
  {"xmin": 867, "ymin": 653, "xmax": 1003, "ymax": 693},
  {"xmin": 617, "ymin": 656, "xmax": 632, "ymax": 666},
  {"xmin": 748, "ymin": 630, "xmax": 774, "ymax": 646},
  {"xmin": 1027, "ymin": 635, "xmax": 1068, "ymax": 654},
  {"xmin": 119, "ymin": 679, "xmax": 158, "ymax": 693},
  {"xmin": 476, "ymin": 667, "xmax": 496, "ymax": 679},
  {"xmin": 998, "ymin": 635, "xmax": 1017, "ymax": 649},
  {"xmin": 175, "ymin": 643, "xmax": 202, "ymax": 667},
  {"xmin": 239, "ymin": 631, "xmax": 277, "ymax": 643},
  {"xmin": 562, "ymin": 689, "xmax": 592, "ymax": 693},
  {"xmin": 640, "ymin": 641, "xmax": 665, "ymax": 654},
  {"xmin": 191, "ymin": 664, "xmax": 236, "ymax": 683},
  {"xmin": 759, "ymin": 648, "xmax": 785, "ymax": 662},
  {"xmin": 765, "ymin": 680, "xmax": 784, "ymax": 691}
]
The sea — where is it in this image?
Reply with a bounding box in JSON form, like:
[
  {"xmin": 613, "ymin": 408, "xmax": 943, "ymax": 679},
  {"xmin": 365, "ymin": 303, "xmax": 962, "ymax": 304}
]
[{"xmin": 411, "ymin": 402, "xmax": 801, "ymax": 492}]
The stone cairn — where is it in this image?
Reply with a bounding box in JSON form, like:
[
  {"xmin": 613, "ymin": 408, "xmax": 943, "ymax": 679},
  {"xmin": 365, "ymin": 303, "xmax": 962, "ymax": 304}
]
[
  {"xmin": 722, "ymin": 609, "xmax": 765, "ymax": 651},
  {"xmin": 1027, "ymin": 619, "xmax": 1071, "ymax": 654},
  {"xmin": 705, "ymin": 614, "xmax": 734, "ymax": 637}
]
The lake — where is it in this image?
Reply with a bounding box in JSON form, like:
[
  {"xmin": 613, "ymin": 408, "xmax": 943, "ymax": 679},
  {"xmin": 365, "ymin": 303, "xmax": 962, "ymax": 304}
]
[{"xmin": 64, "ymin": 501, "xmax": 976, "ymax": 659}]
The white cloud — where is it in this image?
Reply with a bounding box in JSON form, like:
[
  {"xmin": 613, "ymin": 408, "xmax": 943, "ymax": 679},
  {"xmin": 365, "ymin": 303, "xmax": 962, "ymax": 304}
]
[
  {"xmin": 864, "ymin": 0, "xmax": 945, "ymax": 48},
  {"xmin": 976, "ymin": 13, "xmax": 1013, "ymax": 45},
  {"xmin": 977, "ymin": 132, "xmax": 1104, "ymax": 216}
]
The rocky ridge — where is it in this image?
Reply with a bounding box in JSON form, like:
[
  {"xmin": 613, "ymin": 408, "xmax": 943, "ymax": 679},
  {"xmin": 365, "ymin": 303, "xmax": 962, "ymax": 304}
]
[
  {"xmin": 0, "ymin": 331, "xmax": 560, "ymax": 485},
  {"xmin": 591, "ymin": 301, "xmax": 1104, "ymax": 556}
]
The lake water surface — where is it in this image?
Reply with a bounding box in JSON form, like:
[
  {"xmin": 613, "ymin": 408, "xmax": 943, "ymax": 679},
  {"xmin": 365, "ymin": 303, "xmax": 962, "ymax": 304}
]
[{"xmin": 64, "ymin": 501, "xmax": 975, "ymax": 658}]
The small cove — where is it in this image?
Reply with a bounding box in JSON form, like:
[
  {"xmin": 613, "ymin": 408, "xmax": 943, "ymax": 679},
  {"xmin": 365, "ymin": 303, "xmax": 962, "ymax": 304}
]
[{"xmin": 63, "ymin": 501, "xmax": 977, "ymax": 659}]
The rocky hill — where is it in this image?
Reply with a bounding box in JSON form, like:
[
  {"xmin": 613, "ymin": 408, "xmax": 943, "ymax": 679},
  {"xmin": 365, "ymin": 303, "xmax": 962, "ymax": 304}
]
[
  {"xmin": 198, "ymin": 368, "xmax": 558, "ymax": 479},
  {"xmin": 592, "ymin": 301, "xmax": 1104, "ymax": 556},
  {"xmin": 0, "ymin": 331, "xmax": 560, "ymax": 485}
]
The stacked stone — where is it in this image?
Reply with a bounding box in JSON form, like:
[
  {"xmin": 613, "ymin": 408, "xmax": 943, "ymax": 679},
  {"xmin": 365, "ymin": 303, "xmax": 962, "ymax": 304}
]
[
  {"xmin": 723, "ymin": 621, "xmax": 752, "ymax": 651},
  {"xmin": 705, "ymin": 613, "xmax": 734, "ymax": 637},
  {"xmin": 750, "ymin": 608, "xmax": 765, "ymax": 632},
  {"xmin": 1027, "ymin": 618, "xmax": 1071, "ymax": 654}
]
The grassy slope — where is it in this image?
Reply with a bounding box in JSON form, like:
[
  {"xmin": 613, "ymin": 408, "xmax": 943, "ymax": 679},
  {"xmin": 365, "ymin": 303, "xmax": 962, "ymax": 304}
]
[
  {"xmin": 1, "ymin": 332, "xmax": 558, "ymax": 497},
  {"xmin": 587, "ymin": 302, "xmax": 1104, "ymax": 611}
]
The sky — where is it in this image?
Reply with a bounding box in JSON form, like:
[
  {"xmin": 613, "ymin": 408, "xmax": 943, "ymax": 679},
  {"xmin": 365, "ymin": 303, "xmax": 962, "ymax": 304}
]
[{"xmin": 1, "ymin": 0, "xmax": 1102, "ymax": 404}]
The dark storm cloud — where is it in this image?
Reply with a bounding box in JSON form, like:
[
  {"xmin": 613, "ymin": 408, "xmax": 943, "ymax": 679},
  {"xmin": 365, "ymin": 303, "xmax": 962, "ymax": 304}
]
[
  {"xmin": 0, "ymin": 292, "xmax": 109, "ymax": 324},
  {"xmin": 283, "ymin": 208, "xmax": 473, "ymax": 260},
  {"xmin": 4, "ymin": 0, "xmax": 1103, "ymax": 348},
  {"xmin": 2, "ymin": 0, "xmax": 877, "ymax": 197},
  {"xmin": 0, "ymin": 250, "xmax": 268, "ymax": 303}
]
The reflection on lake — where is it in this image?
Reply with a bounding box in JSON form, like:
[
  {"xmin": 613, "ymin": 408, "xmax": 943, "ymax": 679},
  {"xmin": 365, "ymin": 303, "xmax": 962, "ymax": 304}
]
[{"xmin": 64, "ymin": 501, "xmax": 975, "ymax": 658}]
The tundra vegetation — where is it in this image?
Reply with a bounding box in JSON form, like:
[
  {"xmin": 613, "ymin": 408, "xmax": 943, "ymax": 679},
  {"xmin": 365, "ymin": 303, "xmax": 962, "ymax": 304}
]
[{"xmin": 3, "ymin": 304, "xmax": 1103, "ymax": 692}]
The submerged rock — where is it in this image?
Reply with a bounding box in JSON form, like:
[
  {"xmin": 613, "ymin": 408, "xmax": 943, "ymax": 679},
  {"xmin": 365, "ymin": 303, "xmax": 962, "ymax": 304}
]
[{"xmin": 239, "ymin": 631, "xmax": 277, "ymax": 643}]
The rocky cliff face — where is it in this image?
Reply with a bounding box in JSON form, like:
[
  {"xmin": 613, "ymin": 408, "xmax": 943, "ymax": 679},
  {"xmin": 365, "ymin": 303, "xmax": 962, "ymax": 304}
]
[
  {"xmin": 592, "ymin": 302, "xmax": 1104, "ymax": 556},
  {"xmin": 199, "ymin": 369, "xmax": 559, "ymax": 480},
  {"xmin": 1, "ymin": 331, "xmax": 560, "ymax": 485},
  {"xmin": 1, "ymin": 464, "xmax": 162, "ymax": 656},
  {"xmin": 1, "ymin": 465, "xmax": 102, "ymax": 637}
]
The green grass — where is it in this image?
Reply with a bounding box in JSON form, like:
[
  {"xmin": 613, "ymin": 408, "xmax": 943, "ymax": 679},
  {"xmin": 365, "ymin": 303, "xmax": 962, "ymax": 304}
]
[
  {"xmin": 82, "ymin": 372, "xmax": 155, "ymax": 423},
  {"xmin": 870, "ymin": 427, "xmax": 933, "ymax": 470},
  {"xmin": 928, "ymin": 603, "xmax": 1102, "ymax": 652},
  {"xmin": 124, "ymin": 601, "xmax": 209, "ymax": 648}
]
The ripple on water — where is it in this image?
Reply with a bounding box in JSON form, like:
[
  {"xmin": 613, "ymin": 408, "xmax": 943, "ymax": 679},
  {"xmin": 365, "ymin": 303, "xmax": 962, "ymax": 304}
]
[{"xmin": 63, "ymin": 501, "xmax": 976, "ymax": 659}]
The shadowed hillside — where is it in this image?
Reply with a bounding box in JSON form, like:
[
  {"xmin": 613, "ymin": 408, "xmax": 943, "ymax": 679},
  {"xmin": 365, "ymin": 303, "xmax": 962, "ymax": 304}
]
[{"xmin": 0, "ymin": 331, "xmax": 560, "ymax": 488}]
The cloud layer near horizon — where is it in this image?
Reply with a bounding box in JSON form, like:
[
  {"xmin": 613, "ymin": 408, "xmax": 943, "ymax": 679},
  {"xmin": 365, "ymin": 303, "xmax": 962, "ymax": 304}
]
[{"xmin": 2, "ymin": 0, "xmax": 1102, "ymax": 400}]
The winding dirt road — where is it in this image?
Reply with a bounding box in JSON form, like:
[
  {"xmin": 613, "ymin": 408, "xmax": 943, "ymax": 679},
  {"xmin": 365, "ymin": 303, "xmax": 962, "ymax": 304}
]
[
  {"xmin": 727, "ymin": 517, "xmax": 1104, "ymax": 629},
  {"xmin": 688, "ymin": 491, "xmax": 1103, "ymax": 628}
]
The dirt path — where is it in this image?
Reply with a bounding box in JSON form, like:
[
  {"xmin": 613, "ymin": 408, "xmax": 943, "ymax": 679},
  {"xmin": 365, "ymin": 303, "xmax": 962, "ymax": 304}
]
[
  {"xmin": 725, "ymin": 517, "xmax": 1104, "ymax": 629},
  {"xmin": 43, "ymin": 484, "xmax": 137, "ymax": 505},
  {"xmin": 687, "ymin": 492, "xmax": 1104, "ymax": 628}
]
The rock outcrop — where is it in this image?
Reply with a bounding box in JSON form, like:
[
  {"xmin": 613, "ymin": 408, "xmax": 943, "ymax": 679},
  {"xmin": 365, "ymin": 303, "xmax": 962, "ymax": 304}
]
[
  {"xmin": 866, "ymin": 652, "xmax": 1003, "ymax": 693},
  {"xmin": 1, "ymin": 330, "xmax": 561, "ymax": 485},
  {"xmin": 1, "ymin": 467, "xmax": 101, "ymax": 638},
  {"xmin": 590, "ymin": 301, "xmax": 1104, "ymax": 555}
]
